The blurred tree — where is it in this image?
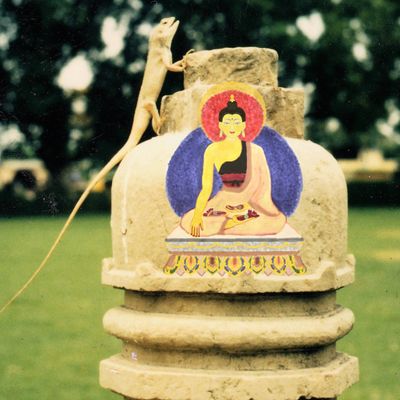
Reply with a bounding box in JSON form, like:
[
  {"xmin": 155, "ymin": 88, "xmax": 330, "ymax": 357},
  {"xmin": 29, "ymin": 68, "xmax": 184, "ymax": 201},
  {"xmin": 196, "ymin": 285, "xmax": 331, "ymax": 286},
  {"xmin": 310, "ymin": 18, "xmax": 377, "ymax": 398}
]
[{"xmin": 0, "ymin": 0, "xmax": 399, "ymax": 179}]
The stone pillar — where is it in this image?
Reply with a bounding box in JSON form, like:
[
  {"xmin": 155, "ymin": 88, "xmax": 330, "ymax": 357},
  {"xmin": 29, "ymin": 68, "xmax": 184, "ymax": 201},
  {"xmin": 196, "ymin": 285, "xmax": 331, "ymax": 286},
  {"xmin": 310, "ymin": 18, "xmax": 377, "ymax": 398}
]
[{"xmin": 100, "ymin": 47, "xmax": 358, "ymax": 399}]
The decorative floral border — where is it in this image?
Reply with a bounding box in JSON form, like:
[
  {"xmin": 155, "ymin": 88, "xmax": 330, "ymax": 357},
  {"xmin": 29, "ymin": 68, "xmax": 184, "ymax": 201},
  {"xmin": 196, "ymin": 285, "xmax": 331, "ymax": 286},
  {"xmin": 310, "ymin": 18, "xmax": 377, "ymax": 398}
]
[{"xmin": 163, "ymin": 254, "xmax": 306, "ymax": 276}]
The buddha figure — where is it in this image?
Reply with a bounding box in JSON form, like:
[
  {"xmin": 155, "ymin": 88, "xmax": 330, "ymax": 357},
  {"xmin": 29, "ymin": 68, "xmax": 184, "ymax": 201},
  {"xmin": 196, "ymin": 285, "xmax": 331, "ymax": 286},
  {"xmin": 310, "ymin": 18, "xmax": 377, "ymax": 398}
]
[{"xmin": 166, "ymin": 82, "xmax": 302, "ymax": 237}]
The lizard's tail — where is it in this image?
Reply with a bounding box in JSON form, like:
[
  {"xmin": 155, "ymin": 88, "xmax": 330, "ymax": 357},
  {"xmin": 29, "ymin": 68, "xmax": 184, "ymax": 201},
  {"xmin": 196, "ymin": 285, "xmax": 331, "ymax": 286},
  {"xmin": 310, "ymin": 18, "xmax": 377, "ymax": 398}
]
[{"xmin": 0, "ymin": 141, "xmax": 135, "ymax": 315}]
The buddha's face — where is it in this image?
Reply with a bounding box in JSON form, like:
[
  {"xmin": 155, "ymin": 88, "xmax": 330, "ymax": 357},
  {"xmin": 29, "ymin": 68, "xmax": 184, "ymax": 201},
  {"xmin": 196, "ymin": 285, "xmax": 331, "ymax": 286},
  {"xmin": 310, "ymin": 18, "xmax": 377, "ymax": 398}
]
[{"xmin": 219, "ymin": 114, "xmax": 245, "ymax": 139}]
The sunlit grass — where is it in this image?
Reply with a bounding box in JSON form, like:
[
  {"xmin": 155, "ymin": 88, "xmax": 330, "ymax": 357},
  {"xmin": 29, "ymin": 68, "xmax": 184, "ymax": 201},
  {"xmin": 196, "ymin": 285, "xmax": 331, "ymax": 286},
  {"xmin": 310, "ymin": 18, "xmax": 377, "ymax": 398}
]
[
  {"xmin": 0, "ymin": 215, "xmax": 121, "ymax": 400},
  {"xmin": 0, "ymin": 209, "xmax": 399, "ymax": 399},
  {"xmin": 339, "ymin": 208, "xmax": 400, "ymax": 400}
]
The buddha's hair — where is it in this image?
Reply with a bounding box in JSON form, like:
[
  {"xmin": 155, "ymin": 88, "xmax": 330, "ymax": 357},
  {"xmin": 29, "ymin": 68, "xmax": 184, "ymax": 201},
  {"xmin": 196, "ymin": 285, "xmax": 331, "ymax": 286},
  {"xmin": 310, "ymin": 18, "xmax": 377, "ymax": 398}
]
[{"xmin": 218, "ymin": 98, "xmax": 246, "ymax": 122}]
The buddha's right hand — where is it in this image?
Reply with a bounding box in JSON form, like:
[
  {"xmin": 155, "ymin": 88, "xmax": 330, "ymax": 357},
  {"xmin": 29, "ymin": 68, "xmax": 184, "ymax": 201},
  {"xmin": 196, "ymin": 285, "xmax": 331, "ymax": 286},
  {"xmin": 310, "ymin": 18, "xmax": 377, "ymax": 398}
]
[{"xmin": 190, "ymin": 214, "xmax": 203, "ymax": 237}]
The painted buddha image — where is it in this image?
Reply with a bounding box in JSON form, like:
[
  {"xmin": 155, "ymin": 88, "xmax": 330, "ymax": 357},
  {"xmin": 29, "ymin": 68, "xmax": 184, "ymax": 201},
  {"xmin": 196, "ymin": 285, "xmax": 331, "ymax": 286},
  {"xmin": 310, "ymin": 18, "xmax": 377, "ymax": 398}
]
[{"xmin": 166, "ymin": 82, "xmax": 302, "ymax": 238}]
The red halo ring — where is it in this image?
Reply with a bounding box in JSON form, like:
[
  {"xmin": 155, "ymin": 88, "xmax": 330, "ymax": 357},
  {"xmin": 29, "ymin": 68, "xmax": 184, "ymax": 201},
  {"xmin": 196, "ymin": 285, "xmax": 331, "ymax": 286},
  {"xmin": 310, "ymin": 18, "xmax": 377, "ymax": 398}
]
[{"xmin": 201, "ymin": 90, "xmax": 264, "ymax": 142}]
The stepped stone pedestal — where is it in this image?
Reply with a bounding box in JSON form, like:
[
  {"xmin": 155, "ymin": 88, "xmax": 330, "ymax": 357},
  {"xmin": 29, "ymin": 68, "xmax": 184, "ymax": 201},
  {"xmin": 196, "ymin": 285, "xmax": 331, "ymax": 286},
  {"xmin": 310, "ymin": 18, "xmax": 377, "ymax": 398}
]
[
  {"xmin": 99, "ymin": 47, "xmax": 359, "ymax": 399},
  {"xmin": 163, "ymin": 224, "xmax": 306, "ymax": 276}
]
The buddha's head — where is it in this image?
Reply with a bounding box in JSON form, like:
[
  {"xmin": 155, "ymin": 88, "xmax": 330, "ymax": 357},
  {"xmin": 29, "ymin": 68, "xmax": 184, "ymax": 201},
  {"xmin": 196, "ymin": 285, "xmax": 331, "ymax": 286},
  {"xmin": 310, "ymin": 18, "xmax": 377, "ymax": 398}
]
[{"xmin": 218, "ymin": 95, "xmax": 246, "ymax": 139}]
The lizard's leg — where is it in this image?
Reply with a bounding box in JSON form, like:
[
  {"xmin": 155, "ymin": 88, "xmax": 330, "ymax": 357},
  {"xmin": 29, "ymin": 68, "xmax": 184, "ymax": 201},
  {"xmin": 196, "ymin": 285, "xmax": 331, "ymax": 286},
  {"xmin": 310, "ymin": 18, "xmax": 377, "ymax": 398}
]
[
  {"xmin": 165, "ymin": 49, "xmax": 195, "ymax": 72},
  {"xmin": 166, "ymin": 59, "xmax": 185, "ymax": 72},
  {"xmin": 143, "ymin": 101, "xmax": 161, "ymax": 134}
]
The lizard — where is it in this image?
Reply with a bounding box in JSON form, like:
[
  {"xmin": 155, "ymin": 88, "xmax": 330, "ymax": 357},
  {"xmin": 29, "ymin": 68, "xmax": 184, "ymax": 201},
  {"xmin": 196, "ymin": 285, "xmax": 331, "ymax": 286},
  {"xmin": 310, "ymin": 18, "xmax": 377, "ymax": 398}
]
[{"xmin": 0, "ymin": 16, "xmax": 190, "ymax": 314}]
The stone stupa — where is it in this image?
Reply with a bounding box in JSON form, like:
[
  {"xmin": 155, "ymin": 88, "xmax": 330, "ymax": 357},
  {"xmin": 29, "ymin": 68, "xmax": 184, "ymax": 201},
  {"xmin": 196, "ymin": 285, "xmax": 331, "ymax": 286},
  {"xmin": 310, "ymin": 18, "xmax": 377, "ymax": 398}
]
[{"xmin": 99, "ymin": 47, "xmax": 359, "ymax": 400}]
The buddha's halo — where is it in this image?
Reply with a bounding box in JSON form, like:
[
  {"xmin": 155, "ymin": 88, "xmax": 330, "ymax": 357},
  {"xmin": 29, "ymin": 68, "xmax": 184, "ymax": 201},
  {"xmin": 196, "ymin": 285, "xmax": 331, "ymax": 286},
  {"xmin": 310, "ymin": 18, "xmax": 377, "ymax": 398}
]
[{"xmin": 200, "ymin": 82, "xmax": 266, "ymax": 142}]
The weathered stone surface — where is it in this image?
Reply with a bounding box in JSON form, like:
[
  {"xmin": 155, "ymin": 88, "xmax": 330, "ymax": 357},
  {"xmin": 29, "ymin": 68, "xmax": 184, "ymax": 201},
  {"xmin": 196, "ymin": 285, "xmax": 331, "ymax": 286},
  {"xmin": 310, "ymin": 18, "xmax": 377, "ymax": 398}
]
[
  {"xmin": 159, "ymin": 85, "xmax": 304, "ymax": 139},
  {"xmin": 183, "ymin": 47, "xmax": 279, "ymax": 89},
  {"xmin": 102, "ymin": 257, "xmax": 354, "ymax": 293},
  {"xmin": 124, "ymin": 291, "xmax": 337, "ymax": 316},
  {"xmin": 103, "ymin": 306, "xmax": 353, "ymax": 351},
  {"xmin": 100, "ymin": 353, "xmax": 358, "ymax": 400},
  {"xmin": 122, "ymin": 343, "xmax": 337, "ymax": 370}
]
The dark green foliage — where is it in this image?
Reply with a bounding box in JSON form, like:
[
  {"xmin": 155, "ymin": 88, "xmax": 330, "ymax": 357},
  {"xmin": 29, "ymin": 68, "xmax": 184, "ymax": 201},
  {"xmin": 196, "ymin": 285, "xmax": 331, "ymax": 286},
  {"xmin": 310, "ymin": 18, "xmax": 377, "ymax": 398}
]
[
  {"xmin": 0, "ymin": 183, "xmax": 111, "ymax": 216},
  {"xmin": 0, "ymin": 0, "xmax": 399, "ymax": 178},
  {"xmin": 347, "ymin": 179, "xmax": 400, "ymax": 207}
]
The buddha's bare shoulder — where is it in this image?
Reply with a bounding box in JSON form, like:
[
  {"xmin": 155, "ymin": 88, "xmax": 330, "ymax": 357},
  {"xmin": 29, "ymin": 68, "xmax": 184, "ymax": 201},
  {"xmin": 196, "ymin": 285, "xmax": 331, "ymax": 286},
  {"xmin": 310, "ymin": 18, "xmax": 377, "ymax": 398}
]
[
  {"xmin": 205, "ymin": 141, "xmax": 223, "ymax": 154},
  {"xmin": 203, "ymin": 142, "xmax": 220, "ymax": 160},
  {"xmin": 249, "ymin": 142, "xmax": 264, "ymax": 154}
]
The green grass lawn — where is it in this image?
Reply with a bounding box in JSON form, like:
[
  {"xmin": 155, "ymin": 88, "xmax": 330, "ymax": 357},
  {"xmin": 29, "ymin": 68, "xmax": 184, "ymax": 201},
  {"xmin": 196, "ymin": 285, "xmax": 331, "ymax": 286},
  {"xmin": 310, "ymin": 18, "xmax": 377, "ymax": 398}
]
[
  {"xmin": 338, "ymin": 208, "xmax": 400, "ymax": 400},
  {"xmin": 0, "ymin": 209, "xmax": 399, "ymax": 399}
]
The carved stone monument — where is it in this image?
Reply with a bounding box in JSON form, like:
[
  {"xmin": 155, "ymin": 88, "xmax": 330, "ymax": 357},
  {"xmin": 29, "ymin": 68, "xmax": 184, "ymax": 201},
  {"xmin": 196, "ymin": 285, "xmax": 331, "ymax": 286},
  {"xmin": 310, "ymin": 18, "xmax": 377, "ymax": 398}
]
[{"xmin": 99, "ymin": 47, "xmax": 358, "ymax": 400}]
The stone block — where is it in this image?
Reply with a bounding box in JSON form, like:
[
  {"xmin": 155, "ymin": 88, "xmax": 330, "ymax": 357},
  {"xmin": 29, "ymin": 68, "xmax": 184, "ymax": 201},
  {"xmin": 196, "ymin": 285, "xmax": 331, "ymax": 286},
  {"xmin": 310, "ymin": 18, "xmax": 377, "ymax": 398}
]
[
  {"xmin": 159, "ymin": 85, "xmax": 304, "ymax": 139},
  {"xmin": 183, "ymin": 47, "xmax": 279, "ymax": 89}
]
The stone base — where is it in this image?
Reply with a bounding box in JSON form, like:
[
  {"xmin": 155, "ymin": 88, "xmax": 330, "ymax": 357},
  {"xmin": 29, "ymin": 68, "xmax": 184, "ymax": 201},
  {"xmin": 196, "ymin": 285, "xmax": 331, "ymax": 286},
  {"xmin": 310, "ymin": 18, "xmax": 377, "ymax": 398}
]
[
  {"xmin": 102, "ymin": 255, "xmax": 355, "ymax": 293},
  {"xmin": 103, "ymin": 305, "xmax": 354, "ymax": 352},
  {"xmin": 100, "ymin": 352, "xmax": 358, "ymax": 400}
]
